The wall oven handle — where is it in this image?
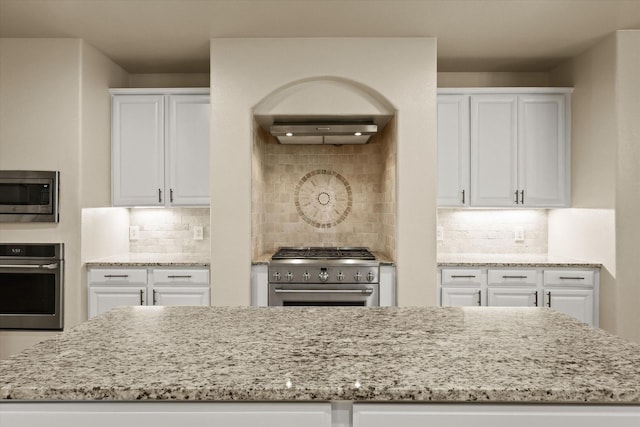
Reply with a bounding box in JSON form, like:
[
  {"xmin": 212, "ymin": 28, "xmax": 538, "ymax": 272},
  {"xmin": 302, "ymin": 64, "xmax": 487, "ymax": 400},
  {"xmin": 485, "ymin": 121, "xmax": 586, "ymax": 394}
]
[
  {"xmin": 274, "ymin": 288, "xmax": 374, "ymax": 295},
  {"xmin": 0, "ymin": 263, "xmax": 59, "ymax": 269}
]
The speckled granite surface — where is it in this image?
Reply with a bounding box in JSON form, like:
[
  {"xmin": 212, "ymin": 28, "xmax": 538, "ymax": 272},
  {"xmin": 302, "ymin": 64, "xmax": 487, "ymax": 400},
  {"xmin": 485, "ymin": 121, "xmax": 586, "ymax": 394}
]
[
  {"xmin": 438, "ymin": 253, "xmax": 601, "ymax": 268},
  {"xmin": 2, "ymin": 306, "xmax": 639, "ymax": 403},
  {"xmin": 85, "ymin": 253, "xmax": 210, "ymax": 267}
]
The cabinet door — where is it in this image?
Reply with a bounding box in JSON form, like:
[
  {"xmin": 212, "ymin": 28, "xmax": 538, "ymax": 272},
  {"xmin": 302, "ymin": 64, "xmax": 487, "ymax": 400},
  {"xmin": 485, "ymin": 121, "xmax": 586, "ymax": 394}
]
[
  {"xmin": 544, "ymin": 288, "xmax": 594, "ymax": 326},
  {"xmin": 518, "ymin": 94, "xmax": 568, "ymax": 207},
  {"xmin": 167, "ymin": 94, "xmax": 210, "ymax": 206},
  {"xmin": 151, "ymin": 287, "xmax": 210, "ymax": 306},
  {"xmin": 470, "ymin": 95, "xmax": 518, "ymax": 206},
  {"xmin": 437, "ymin": 95, "xmax": 470, "ymax": 206},
  {"xmin": 112, "ymin": 95, "xmax": 165, "ymax": 206},
  {"xmin": 88, "ymin": 286, "xmax": 146, "ymax": 318},
  {"xmin": 488, "ymin": 287, "xmax": 538, "ymax": 307},
  {"xmin": 441, "ymin": 287, "xmax": 481, "ymax": 307}
]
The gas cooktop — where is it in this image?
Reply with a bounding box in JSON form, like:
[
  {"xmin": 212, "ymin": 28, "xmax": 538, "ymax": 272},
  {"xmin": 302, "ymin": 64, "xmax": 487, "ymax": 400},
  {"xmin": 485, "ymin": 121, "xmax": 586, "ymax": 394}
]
[{"xmin": 271, "ymin": 247, "xmax": 376, "ymax": 260}]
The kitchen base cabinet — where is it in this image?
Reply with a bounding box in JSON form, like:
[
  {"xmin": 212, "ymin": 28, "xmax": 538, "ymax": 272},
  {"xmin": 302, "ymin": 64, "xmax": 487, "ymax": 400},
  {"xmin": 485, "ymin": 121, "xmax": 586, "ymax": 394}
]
[
  {"xmin": 439, "ymin": 266, "xmax": 599, "ymax": 326},
  {"xmin": 88, "ymin": 267, "xmax": 210, "ymax": 318},
  {"xmin": 352, "ymin": 404, "xmax": 640, "ymax": 427},
  {"xmin": 4, "ymin": 402, "xmax": 637, "ymax": 427},
  {"xmin": 0, "ymin": 402, "xmax": 332, "ymax": 427},
  {"xmin": 89, "ymin": 286, "xmax": 146, "ymax": 316}
]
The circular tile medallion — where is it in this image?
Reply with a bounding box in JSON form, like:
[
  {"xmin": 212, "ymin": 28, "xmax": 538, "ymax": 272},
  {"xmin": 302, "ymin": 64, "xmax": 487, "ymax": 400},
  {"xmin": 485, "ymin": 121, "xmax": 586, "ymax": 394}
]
[{"xmin": 294, "ymin": 170, "xmax": 353, "ymax": 228}]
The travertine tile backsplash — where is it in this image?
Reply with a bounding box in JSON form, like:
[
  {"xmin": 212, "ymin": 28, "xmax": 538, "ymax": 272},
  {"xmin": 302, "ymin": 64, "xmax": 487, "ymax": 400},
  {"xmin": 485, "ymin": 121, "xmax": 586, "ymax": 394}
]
[
  {"xmin": 251, "ymin": 119, "xmax": 397, "ymax": 258},
  {"xmin": 437, "ymin": 209, "xmax": 548, "ymax": 254},
  {"xmin": 129, "ymin": 208, "xmax": 210, "ymax": 255}
]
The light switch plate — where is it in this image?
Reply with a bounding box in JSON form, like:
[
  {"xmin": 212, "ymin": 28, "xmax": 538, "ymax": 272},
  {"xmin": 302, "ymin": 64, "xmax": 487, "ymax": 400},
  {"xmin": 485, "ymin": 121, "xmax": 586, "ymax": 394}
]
[
  {"xmin": 193, "ymin": 225, "xmax": 204, "ymax": 241},
  {"xmin": 514, "ymin": 227, "xmax": 525, "ymax": 242},
  {"xmin": 129, "ymin": 226, "xmax": 139, "ymax": 241},
  {"xmin": 437, "ymin": 226, "xmax": 444, "ymax": 241}
]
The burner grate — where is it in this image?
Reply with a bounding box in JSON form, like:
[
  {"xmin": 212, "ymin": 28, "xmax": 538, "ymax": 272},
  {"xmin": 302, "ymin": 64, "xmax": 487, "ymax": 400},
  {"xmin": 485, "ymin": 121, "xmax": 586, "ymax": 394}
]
[{"xmin": 272, "ymin": 247, "xmax": 375, "ymax": 260}]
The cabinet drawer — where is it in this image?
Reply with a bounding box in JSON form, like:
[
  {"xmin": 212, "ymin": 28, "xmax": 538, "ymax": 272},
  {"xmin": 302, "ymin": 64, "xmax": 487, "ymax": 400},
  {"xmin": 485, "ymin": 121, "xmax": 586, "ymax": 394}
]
[
  {"xmin": 88, "ymin": 268, "xmax": 147, "ymax": 285},
  {"xmin": 152, "ymin": 268, "xmax": 209, "ymax": 285},
  {"xmin": 544, "ymin": 270, "xmax": 595, "ymax": 287},
  {"xmin": 441, "ymin": 269, "xmax": 482, "ymax": 286},
  {"xmin": 488, "ymin": 269, "xmax": 537, "ymax": 286}
]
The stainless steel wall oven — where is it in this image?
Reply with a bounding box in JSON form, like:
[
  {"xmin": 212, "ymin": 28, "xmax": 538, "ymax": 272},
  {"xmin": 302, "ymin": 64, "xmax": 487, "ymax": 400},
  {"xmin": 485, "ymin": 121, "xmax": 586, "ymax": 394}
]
[{"xmin": 0, "ymin": 243, "xmax": 64, "ymax": 330}]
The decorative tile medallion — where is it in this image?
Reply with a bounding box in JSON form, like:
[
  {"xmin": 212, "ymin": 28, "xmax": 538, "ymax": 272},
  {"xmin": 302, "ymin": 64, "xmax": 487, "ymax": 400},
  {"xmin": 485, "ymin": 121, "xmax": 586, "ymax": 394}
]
[{"xmin": 294, "ymin": 169, "xmax": 353, "ymax": 228}]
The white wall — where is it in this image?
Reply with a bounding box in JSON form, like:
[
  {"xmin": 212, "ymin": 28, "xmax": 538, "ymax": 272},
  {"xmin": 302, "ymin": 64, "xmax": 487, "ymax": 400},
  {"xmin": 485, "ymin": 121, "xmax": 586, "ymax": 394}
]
[
  {"xmin": 0, "ymin": 38, "xmax": 128, "ymax": 358},
  {"xmin": 614, "ymin": 30, "xmax": 640, "ymax": 343},
  {"xmin": 210, "ymin": 38, "xmax": 437, "ymax": 306},
  {"xmin": 437, "ymin": 72, "xmax": 550, "ymax": 87}
]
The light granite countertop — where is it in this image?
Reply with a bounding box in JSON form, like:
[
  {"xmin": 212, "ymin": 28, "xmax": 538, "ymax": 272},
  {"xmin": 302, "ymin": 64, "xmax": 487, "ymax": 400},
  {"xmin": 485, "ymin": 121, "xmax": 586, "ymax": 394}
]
[
  {"xmin": 437, "ymin": 253, "xmax": 602, "ymax": 268},
  {"xmin": 85, "ymin": 253, "xmax": 210, "ymax": 267},
  {"xmin": 2, "ymin": 306, "xmax": 639, "ymax": 403}
]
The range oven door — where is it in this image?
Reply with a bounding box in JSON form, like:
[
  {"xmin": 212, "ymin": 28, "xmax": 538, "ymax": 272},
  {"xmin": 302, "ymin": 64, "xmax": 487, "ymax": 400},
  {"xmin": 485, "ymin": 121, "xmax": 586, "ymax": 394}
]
[
  {"xmin": 268, "ymin": 283, "xmax": 379, "ymax": 307},
  {"xmin": 0, "ymin": 261, "xmax": 64, "ymax": 330}
]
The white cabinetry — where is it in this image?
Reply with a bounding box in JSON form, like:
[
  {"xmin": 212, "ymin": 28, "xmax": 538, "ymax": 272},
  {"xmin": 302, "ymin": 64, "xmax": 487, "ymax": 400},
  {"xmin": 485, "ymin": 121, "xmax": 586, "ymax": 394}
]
[
  {"xmin": 88, "ymin": 266, "xmax": 210, "ymax": 318},
  {"xmin": 437, "ymin": 94, "xmax": 470, "ymax": 206},
  {"xmin": 439, "ymin": 266, "xmax": 599, "ymax": 326},
  {"xmin": 438, "ymin": 88, "xmax": 571, "ymax": 208},
  {"xmin": 353, "ymin": 403, "xmax": 640, "ymax": 427},
  {"xmin": 439, "ymin": 268, "xmax": 483, "ymax": 306},
  {"xmin": 111, "ymin": 88, "xmax": 210, "ymax": 207},
  {"xmin": 486, "ymin": 269, "xmax": 539, "ymax": 307}
]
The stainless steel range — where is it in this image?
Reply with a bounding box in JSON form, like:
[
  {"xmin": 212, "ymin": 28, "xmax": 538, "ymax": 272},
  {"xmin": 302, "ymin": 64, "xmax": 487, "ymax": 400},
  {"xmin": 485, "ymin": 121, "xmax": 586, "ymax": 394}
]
[{"xmin": 268, "ymin": 247, "xmax": 379, "ymax": 306}]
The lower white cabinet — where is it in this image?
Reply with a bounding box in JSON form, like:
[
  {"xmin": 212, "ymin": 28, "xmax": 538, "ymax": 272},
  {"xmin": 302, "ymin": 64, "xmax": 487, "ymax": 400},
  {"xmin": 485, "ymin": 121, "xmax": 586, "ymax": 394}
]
[
  {"xmin": 88, "ymin": 266, "xmax": 210, "ymax": 318},
  {"xmin": 353, "ymin": 403, "xmax": 640, "ymax": 427},
  {"xmin": 439, "ymin": 266, "xmax": 599, "ymax": 326}
]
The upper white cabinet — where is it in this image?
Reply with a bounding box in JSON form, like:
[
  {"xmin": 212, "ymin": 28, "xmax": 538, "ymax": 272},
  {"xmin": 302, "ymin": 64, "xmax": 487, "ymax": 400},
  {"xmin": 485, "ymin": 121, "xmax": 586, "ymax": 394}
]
[
  {"xmin": 438, "ymin": 88, "xmax": 571, "ymax": 208},
  {"xmin": 437, "ymin": 95, "xmax": 470, "ymax": 206},
  {"xmin": 111, "ymin": 88, "xmax": 210, "ymax": 207}
]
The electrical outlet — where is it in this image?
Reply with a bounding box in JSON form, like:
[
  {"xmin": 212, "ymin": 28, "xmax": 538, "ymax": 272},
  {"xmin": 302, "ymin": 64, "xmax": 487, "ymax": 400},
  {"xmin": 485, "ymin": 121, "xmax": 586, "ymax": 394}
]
[
  {"xmin": 514, "ymin": 226, "xmax": 525, "ymax": 242},
  {"xmin": 129, "ymin": 226, "xmax": 139, "ymax": 241},
  {"xmin": 193, "ymin": 225, "xmax": 204, "ymax": 241},
  {"xmin": 437, "ymin": 226, "xmax": 444, "ymax": 241}
]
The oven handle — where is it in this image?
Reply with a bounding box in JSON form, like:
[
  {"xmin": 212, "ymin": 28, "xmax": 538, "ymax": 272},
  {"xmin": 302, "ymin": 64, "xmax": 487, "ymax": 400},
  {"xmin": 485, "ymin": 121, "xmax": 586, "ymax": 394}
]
[
  {"xmin": 0, "ymin": 262, "xmax": 59, "ymax": 269},
  {"xmin": 274, "ymin": 288, "xmax": 374, "ymax": 295}
]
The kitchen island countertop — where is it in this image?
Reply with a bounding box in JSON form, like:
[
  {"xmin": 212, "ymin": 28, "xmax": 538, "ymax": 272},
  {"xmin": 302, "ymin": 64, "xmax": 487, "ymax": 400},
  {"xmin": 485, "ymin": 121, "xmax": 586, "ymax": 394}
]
[{"xmin": 1, "ymin": 306, "xmax": 638, "ymax": 403}]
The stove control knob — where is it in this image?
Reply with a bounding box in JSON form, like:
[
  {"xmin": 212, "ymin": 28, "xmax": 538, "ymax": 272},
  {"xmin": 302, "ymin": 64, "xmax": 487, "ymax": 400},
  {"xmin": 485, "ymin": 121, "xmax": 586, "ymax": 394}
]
[
  {"xmin": 366, "ymin": 272, "xmax": 375, "ymax": 282},
  {"xmin": 285, "ymin": 272, "xmax": 293, "ymax": 282},
  {"xmin": 303, "ymin": 271, "xmax": 310, "ymax": 281},
  {"xmin": 354, "ymin": 271, "xmax": 362, "ymax": 282},
  {"xmin": 337, "ymin": 272, "xmax": 344, "ymax": 281},
  {"xmin": 272, "ymin": 271, "xmax": 281, "ymax": 281},
  {"xmin": 319, "ymin": 270, "xmax": 329, "ymax": 282}
]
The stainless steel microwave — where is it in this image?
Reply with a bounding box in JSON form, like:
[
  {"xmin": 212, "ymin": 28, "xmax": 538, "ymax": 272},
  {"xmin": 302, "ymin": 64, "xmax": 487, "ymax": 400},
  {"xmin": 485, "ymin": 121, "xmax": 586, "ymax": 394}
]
[{"xmin": 0, "ymin": 171, "xmax": 59, "ymax": 223}]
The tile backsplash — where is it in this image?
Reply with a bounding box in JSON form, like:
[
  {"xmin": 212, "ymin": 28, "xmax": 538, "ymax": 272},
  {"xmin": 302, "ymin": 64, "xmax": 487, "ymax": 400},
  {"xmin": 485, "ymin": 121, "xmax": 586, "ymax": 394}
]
[
  {"xmin": 129, "ymin": 208, "xmax": 210, "ymax": 255},
  {"xmin": 437, "ymin": 209, "xmax": 548, "ymax": 254}
]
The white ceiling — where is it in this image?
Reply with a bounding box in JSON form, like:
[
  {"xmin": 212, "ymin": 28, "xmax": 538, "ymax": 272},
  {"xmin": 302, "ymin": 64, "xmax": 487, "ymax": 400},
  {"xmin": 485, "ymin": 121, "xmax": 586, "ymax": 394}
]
[{"xmin": 1, "ymin": 0, "xmax": 639, "ymax": 73}]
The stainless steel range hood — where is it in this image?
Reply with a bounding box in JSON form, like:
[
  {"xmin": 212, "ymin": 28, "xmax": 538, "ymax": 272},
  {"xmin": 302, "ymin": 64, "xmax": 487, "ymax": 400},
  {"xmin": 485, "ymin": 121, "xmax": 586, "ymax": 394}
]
[{"xmin": 270, "ymin": 122, "xmax": 378, "ymax": 145}]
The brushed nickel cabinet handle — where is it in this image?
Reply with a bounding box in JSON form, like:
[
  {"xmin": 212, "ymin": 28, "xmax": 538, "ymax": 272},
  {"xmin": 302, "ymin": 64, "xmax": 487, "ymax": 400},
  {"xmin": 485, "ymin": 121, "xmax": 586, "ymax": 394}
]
[
  {"xmin": 514, "ymin": 190, "xmax": 519, "ymax": 204},
  {"xmin": 139, "ymin": 289, "xmax": 144, "ymax": 305},
  {"xmin": 477, "ymin": 290, "xmax": 482, "ymax": 306},
  {"xmin": 559, "ymin": 276, "xmax": 585, "ymax": 280},
  {"xmin": 170, "ymin": 188, "xmax": 174, "ymax": 203},
  {"xmin": 104, "ymin": 274, "xmax": 129, "ymax": 278},
  {"xmin": 153, "ymin": 289, "xmax": 157, "ymax": 305},
  {"xmin": 167, "ymin": 275, "xmax": 192, "ymax": 279},
  {"xmin": 461, "ymin": 189, "xmax": 465, "ymax": 204},
  {"xmin": 158, "ymin": 188, "xmax": 162, "ymax": 203},
  {"xmin": 533, "ymin": 291, "xmax": 538, "ymax": 307},
  {"xmin": 502, "ymin": 275, "xmax": 528, "ymax": 279},
  {"xmin": 520, "ymin": 189, "xmax": 525, "ymax": 204},
  {"xmin": 451, "ymin": 275, "xmax": 476, "ymax": 279}
]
